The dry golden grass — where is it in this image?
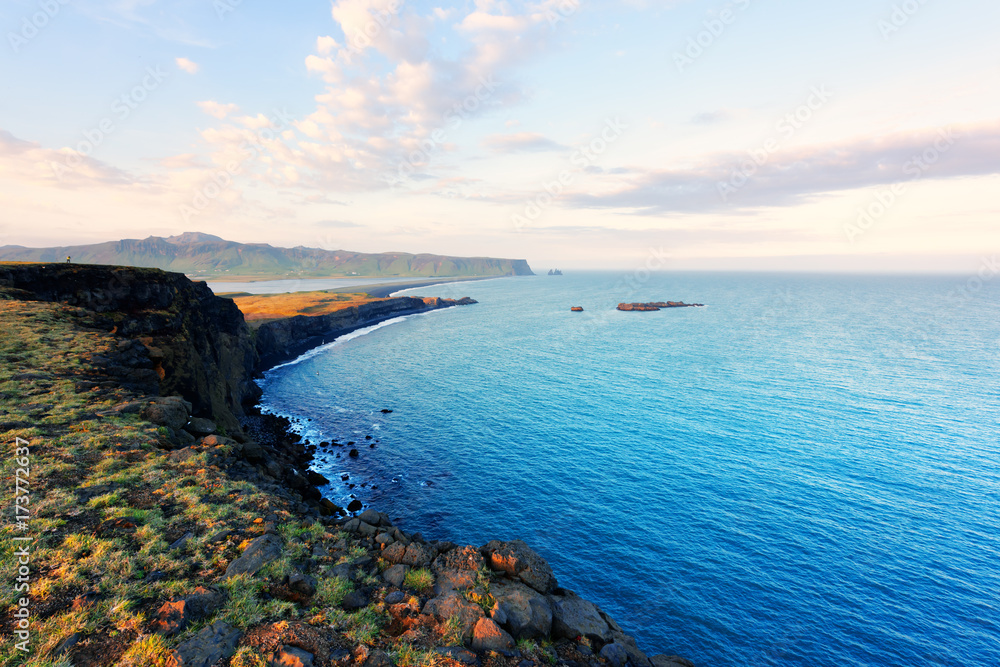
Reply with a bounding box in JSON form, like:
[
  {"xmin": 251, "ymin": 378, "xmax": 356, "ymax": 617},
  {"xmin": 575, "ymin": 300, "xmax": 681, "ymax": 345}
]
[{"xmin": 229, "ymin": 291, "xmax": 387, "ymax": 324}]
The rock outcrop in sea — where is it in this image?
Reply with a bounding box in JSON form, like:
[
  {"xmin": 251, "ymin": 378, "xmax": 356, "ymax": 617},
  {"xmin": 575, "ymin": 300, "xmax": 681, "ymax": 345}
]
[{"xmin": 616, "ymin": 302, "xmax": 704, "ymax": 311}]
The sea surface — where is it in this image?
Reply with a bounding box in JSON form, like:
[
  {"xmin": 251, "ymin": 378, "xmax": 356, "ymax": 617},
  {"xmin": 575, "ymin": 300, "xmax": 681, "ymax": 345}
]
[{"xmin": 257, "ymin": 272, "xmax": 1000, "ymax": 667}]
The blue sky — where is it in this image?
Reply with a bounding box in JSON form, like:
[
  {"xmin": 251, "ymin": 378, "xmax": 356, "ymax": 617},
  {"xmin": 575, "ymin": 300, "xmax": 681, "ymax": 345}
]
[{"xmin": 1, "ymin": 0, "xmax": 997, "ymax": 270}]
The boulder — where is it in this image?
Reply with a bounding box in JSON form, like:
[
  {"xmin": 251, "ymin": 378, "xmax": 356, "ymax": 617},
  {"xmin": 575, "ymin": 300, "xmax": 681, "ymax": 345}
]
[
  {"xmin": 347, "ymin": 499, "xmax": 363, "ymax": 512},
  {"xmin": 490, "ymin": 580, "xmax": 552, "ymax": 640},
  {"xmin": 150, "ymin": 586, "xmax": 223, "ymax": 636},
  {"xmin": 362, "ymin": 650, "xmax": 394, "ymax": 667},
  {"xmin": 470, "ymin": 617, "xmax": 515, "ymax": 652},
  {"xmin": 141, "ymin": 396, "xmax": 190, "ymax": 431},
  {"xmin": 481, "ymin": 540, "xmax": 556, "ymax": 594},
  {"xmin": 358, "ymin": 509, "xmax": 382, "ymax": 525},
  {"xmin": 382, "ymin": 542, "xmax": 407, "ymax": 564},
  {"xmin": 610, "ymin": 631, "xmax": 651, "ymax": 667},
  {"xmin": 167, "ymin": 620, "xmax": 241, "ymax": 667},
  {"xmin": 433, "ymin": 545, "xmax": 485, "ymax": 572},
  {"xmin": 224, "ymin": 534, "xmax": 283, "ymax": 578},
  {"xmin": 288, "ymin": 573, "xmax": 318, "ymax": 597},
  {"xmin": 600, "ymin": 644, "xmax": 629, "ymax": 667},
  {"xmin": 432, "ymin": 569, "xmax": 478, "ymax": 596},
  {"xmin": 548, "ymin": 592, "xmax": 612, "ymax": 643},
  {"xmin": 306, "ymin": 470, "xmax": 329, "ymax": 486},
  {"xmin": 199, "ymin": 434, "xmax": 238, "ymax": 448},
  {"xmin": 422, "ymin": 593, "xmax": 485, "ymax": 643},
  {"xmin": 400, "ymin": 542, "xmax": 435, "ymax": 568},
  {"xmin": 342, "ymin": 589, "xmax": 370, "ymax": 610},
  {"xmin": 383, "ymin": 564, "xmax": 409, "ymax": 588},
  {"xmin": 185, "ymin": 417, "xmax": 216, "ymax": 436}
]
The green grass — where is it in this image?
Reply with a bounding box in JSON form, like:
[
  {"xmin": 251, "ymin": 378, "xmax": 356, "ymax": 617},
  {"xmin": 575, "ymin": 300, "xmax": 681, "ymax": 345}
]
[
  {"xmin": 404, "ymin": 568, "xmax": 435, "ymax": 593},
  {"xmin": 344, "ymin": 606, "xmax": 386, "ymax": 646},
  {"xmin": 315, "ymin": 576, "xmax": 354, "ymax": 608}
]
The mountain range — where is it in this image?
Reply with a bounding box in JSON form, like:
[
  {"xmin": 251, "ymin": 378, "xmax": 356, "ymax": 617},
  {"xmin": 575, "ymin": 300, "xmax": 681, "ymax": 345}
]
[{"xmin": 0, "ymin": 232, "xmax": 535, "ymax": 279}]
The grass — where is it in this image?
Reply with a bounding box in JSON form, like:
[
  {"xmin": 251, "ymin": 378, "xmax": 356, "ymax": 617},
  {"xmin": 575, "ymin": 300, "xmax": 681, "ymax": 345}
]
[
  {"xmin": 391, "ymin": 642, "xmax": 443, "ymax": 667},
  {"xmin": 440, "ymin": 614, "xmax": 464, "ymax": 647},
  {"xmin": 403, "ymin": 568, "xmax": 434, "ymax": 594},
  {"xmin": 344, "ymin": 606, "xmax": 386, "ymax": 646},
  {"xmin": 117, "ymin": 635, "xmax": 173, "ymax": 667},
  {"xmin": 230, "ymin": 291, "xmax": 388, "ymax": 325},
  {"xmin": 314, "ymin": 576, "xmax": 354, "ymax": 608}
]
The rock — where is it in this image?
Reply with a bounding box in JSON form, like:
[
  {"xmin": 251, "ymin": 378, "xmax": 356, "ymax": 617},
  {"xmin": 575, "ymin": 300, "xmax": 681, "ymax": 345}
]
[
  {"xmin": 141, "ymin": 396, "xmax": 190, "ymax": 430},
  {"xmin": 570, "ymin": 306, "xmax": 584, "ymax": 312},
  {"xmin": 375, "ymin": 532, "xmax": 394, "ymax": 546},
  {"xmin": 385, "ymin": 590, "xmax": 406, "ymax": 605},
  {"xmin": 358, "ymin": 508, "xmax": 381, "ymax": 525},
  {"xmin": 358, "ymin": 521, "xmax": 378, "ymax": 537},
  {"xmin": 53, "ymin": 632, "xmax": 81, "ymax": 656},
  {"xmin": 362, "ymin": 650, "xmax": 394, "ymax": 667},
  {"xmin": 383, "ymin": 564, "xmax": 409, "ymax": 588},
  {"xmin": 271, "ymin": 645, "xmax": 315, "ymax": 667},
  {"xmin": 547, "ymin": 592, "xmax": 612, "ymax": 643},
  {"xmin": 288, "ymin": 573, "xmax": 318, "ymax": 597},
  {"xmin": 224, "ymin": 534, "xmax": 283, "ymax": 578},
  {"xmin": 342, "ymin": 589, "xmax": 370, "ymax": 610},
  {"xmin": 490, "ymin": 580, "xmax": 552, "ymax": 640},
  {"xmin": 400, "ymin": 542, "xmax": 435, "ymax": 568},
  {"xmin": 185, "ymin": 417, "xmax": 217, "ymax": 436},
  {"xmin": 432, "ymin": 569, "xmax": 478, "ymax": 596},
  {"xmin": 481, "ymin": 540, "xmax": 556, "ymax": 594},
  {"xmin": 347, "ymin": 499, "xmax": 363, "ymax": 512},
  {"xmin": 242, "ymin": 440, "xmax": 266, "ymax": 461},
  {"xmin": 610, "ymin": 631, "xmax": 651, "ymax": 667},
  {"xmin": 349, "ymin": 449, "xmax": 359, "ymax": 458},
  {"xmin": 306, "ymin": 470, "xmax": 329, "ymax": 485},
  {"xmin": 471, "ymin": 617, "xmax": 515, "ymax": 652},
  {"xmin": 649, "ymin": 656, "xmax": 695, "ymax": 667},
  {"xmin": 436, "ymin": 647, "xmax": 478, "ymax": 665},
  {"xmin": 167, "ymin": 620, "xmax": 241, "ymax": 667},
  {"xmin": 150, "ymin": 586, "xmax": 224, "ymax": 636},
  {"xmin": 381, "ymin": 409, "xmax": 393, "ymax": 414},
  {"xmin": 433, "ymin": 545, "xmax": 485, "ymax": 572},
  {"xmin": 599, "ymin": 644, "xmax": 628, "ymax": 667},
  {"xmin": 319, "ymin": 498, "xmax": 343, "ymax": 517},
  {"xmin": 199, "ymin": 434, "xmax": 238, "ymax": 448},
  {"xmin": 422, "ymin": 593, "xmax": 485, "ymax": 643},
  {"xmin": 207, "ymin": 529, "xmax": 233, "ymax": 544},
  {"xmin": 169, "ymin": 532, "xmax": 194, "ymax": 550},
  {"xmin": 382, "ymin": 541, "xmax": 407, "ymax": 564}
]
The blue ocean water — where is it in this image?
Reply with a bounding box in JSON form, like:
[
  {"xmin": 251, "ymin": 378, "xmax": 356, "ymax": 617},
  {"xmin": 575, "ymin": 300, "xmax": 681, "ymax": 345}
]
[{"xmin": 257, "ymin": 272, "xmax": 1000, "ymax": 667}]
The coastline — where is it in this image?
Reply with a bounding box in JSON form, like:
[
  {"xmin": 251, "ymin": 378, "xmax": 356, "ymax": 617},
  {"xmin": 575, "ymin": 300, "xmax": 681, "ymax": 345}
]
[{"xmin": 0, "ymin": 263, "xmax": 696, "ymax": 667}]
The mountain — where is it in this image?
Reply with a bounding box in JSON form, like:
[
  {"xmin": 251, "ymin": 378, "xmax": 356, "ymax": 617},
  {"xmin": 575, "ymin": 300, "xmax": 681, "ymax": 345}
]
[{"xmin": 0, "ymin": 233, "xmax": 535, "ymax": 279}]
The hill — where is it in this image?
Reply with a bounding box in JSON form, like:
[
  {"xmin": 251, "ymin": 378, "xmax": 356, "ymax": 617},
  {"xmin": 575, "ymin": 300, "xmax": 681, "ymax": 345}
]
[{"xmin": 0, "ymin": 233, "xmax": 535, "ymax": 279}]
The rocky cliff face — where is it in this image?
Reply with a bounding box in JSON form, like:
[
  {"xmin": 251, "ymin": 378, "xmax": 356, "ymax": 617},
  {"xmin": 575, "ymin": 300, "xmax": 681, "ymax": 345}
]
[
  {"xmin": 255, "ymin": 296, "xmax": 477, "ymax": 370},
  {"xmin": 0, "ymin": 263, "xmax": 259, "ymax": 433}
]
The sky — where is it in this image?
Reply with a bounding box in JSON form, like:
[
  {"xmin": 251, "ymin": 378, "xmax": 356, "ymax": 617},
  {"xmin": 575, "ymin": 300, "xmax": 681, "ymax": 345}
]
[{"xmin": 0, "ymin": 0, "xmax": 997, "ymax": 271}]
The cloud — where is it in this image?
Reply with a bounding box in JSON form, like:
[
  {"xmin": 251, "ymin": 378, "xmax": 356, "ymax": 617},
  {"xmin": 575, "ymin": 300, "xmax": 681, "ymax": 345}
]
[
  {"xmin": 0, "ymin": 129, "xmax": 137, "ymax": 188},
  {"xmin": 316, "ymin": 36, "xmax": 339, "ymax": 55},
  {"xmin": 691, "ymin": 110, "xmax": 735, "ymax": 125},
  {"xmin": 563, "ymin": 119, "xmax": 1000, "ymax": 215},
  {"xmin": 176, "ymin": 57, "xmax": 200, "ymax": 74},
  {"xmin": 196, "ymin": 101, "xmax": 239, "ymax": 119},
  {"xmin": 483, "ymin": 132, "xmax": 566, "ymax": 154}
]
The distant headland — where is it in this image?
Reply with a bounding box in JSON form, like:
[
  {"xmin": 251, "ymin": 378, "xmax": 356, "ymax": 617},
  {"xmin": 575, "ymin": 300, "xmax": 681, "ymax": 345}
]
[
  {"xmin": 0, "ymin": 232, "xmax": 535, "ymax": 280},
  {"xmin": 617, "ymin": 302, "xmax": 705, "ymax": 311}
]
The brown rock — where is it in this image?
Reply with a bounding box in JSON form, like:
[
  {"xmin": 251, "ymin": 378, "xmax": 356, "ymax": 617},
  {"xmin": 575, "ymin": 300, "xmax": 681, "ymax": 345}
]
[
  {"xmin": 471, "ymin": 617, "xmax": 515, "ymax": 652},
  {"xmin": 422, "ymin": 593, "xmax": 484, "ymax": 643},
  {"xmin": 481, "ymin": 540, "xmax": 556, "ymax": 594}
]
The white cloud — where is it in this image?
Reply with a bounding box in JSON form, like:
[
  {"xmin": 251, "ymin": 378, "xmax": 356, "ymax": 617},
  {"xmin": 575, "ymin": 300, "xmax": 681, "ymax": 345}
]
[
  {"xmin": 196, "ymin": 101, "xmax": 239, "ymax": 120},
  {"xmin": 175, "ymin": 57, "xmax": 200, "ymax": 74},
  {"xmin": 483, "ymin": 132, "xmax": 566, "ymax": 153},
  {"xmin": 316, "ymin": 36, "xmax": 339, "ymax": 55}
]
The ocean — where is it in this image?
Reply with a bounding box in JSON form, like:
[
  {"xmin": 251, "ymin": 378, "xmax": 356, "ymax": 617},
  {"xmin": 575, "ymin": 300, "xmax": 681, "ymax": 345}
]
[{"xmin": 255, "ymin": 271, "xmax": 1000, "ymax": 666}]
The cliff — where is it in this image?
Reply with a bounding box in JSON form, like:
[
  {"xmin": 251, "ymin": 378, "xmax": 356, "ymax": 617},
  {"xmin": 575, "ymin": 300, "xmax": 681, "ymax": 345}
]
[
  {"xmin": 255, "ymin": 296, "xmax": 477, "ymax": 370},
  {"xmin": 0, "ymin": 264, "xmax": 695, "ymax": 667},
  {"xmin": 0, "ymin": 262, "xmax": 260, "ymax": 434}
]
